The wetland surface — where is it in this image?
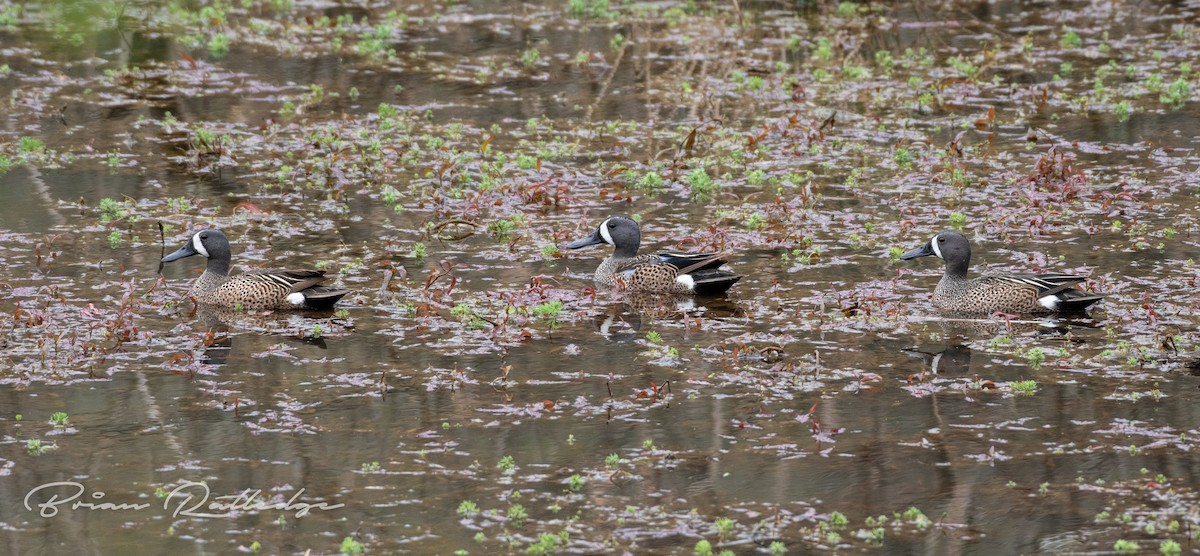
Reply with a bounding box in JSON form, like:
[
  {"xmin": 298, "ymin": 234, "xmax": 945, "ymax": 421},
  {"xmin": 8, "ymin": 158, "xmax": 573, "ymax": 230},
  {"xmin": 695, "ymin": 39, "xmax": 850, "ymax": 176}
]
[{"xmin": 3, "ymin": 0, "xmax": 1200, "ymax": 554}]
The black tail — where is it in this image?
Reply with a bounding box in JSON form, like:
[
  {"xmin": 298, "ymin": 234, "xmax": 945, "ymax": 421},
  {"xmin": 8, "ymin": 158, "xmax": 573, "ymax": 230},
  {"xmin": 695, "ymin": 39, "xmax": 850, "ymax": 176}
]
[
  {"xmin": 303, "ymin": 286, "xmax": 351, "ymax": 309},
  {"xmin": 1055, "ymin": 289, "xmax": 1103, "ymax": 312},
  {"xmin": 690, "ymin": 269, "xmax": 741, "ymax": 296},
  {"xmin": 661, "ymin": 251, "xmax": 730, "ymax": 274}
]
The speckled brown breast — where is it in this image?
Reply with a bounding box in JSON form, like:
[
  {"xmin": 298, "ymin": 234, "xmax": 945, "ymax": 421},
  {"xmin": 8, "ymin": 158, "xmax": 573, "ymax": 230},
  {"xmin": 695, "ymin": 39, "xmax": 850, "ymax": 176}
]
[
  {"xmin": 592, "ymin": 252, "xmax": 742, "ymax": 295},
  {"xmin": 189, "ymin": 269, "xmax": 337, "ymax": 310},
  {"xmin": 622, "ymin": 264, "xmax": 692, "ymax": 294},
  {"xmin": 595, "ymin": 254, "xmax": 691, "ymax": 294},
  {"xmin": 933, "ymin": 275, "xmax": 1046, "ymax": 315}
]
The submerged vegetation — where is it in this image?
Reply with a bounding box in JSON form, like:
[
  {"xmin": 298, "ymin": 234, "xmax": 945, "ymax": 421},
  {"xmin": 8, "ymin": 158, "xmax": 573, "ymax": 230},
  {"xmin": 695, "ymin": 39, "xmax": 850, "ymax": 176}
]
[{"xmin": 0, "ymin": 0, "xmax": 1199, "ymax": 554}]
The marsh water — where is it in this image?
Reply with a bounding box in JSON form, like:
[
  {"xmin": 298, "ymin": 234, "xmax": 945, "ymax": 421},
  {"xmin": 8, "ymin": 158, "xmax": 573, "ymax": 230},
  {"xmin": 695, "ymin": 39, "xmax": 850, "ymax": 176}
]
[{"xmin": 3, "ymin": 1, "xmax": 1200, "ymax": 554}]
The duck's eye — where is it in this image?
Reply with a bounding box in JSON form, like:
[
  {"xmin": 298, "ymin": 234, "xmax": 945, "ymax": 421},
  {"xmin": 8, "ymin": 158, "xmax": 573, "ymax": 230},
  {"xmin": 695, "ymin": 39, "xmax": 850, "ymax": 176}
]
[
  {"xmin": 200, "ymin": 234, "xmax": 208, "ymax": 239},
  {"xmin": 937, "ymin": 237, "xmax": 945, "ymax": 243},
  {"xmin": 607, "ymin": 222, "xmax": 616, "ymax": 228}
]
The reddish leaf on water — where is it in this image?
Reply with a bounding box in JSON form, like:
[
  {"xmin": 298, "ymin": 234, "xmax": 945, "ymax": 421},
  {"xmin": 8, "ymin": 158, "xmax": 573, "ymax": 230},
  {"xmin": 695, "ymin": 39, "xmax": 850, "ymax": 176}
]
[
  {"xmin": 682, "ymin": 126, "xmax": 698, "ymax": 151},
  {"xmin": 234, "ymin": 202, "xmax": 269, "ymax": 214},
  {"xmin": 818, "ymin": 111, "xmax": 836, "ymax": 134}
]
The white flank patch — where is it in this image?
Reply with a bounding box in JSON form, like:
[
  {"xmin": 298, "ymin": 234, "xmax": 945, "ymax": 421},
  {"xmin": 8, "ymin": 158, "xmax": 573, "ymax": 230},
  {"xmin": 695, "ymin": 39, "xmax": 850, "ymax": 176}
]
[
  {"xmin": 930, "ymin": 235, "xmax": 943, "ymax": 259},
  {"xmin": 192, "ymin": 233, "xmax": 210, "ymax": 258},
  {"xmin": 1037, "ymin": 295, "xmax": 1059, "ymax": 310},
  {"xmin": 286, "ymin": 292, "xmax": 306, "ymax": 305},
  {"xmin": 675, "ymin": 274, "xmax": 695, "ymax": 290},
  {"xmin": 599, "ymin": 218, "xmax": 614, "ymax": 245}
]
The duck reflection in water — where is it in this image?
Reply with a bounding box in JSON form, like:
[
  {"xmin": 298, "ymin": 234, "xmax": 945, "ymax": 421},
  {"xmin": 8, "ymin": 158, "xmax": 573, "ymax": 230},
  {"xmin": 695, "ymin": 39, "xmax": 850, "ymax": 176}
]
[
  {"xmin": 904, "ymin": 343, "xmax": 975, "ymax": 376},
  {"xmin": 185, "ymin": 305, "xmax": 333, "ymax": 369},
  {"xmin": 904, "ymin": 315, "xmax": 1101, "ymax": 376},
  {"xmin": 921, "ymin": 312, "xmax": 1099, "ymax": 338},
  {"xmin": 591, "ymin": 294, "xmax": 746, "ymax": 339}
]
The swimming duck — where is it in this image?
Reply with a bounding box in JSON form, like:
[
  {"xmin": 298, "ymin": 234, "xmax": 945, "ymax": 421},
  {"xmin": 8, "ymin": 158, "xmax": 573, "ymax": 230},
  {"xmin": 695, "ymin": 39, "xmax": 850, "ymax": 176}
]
[
  {"xmin": 900, "ymin": 230, "xmax": 1103, "ymax": 314},
  {"xmin": 566, "ymin": 216, "xmax": 741, "ymax": 295},
  {"xmin": 161, "ymin": 229, "xmax": 349, "ymax": 310}
]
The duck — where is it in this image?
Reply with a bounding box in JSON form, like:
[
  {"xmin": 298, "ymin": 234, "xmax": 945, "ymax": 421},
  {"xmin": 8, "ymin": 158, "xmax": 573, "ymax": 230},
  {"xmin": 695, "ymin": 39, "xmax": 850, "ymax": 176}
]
[
  {"xmin": 160, "ymin": 229, "xmax": 349, "ymax": 310},
  {"xmin": 565, "ymin": 216, "xmax": 741, "ymax": 295},
  {"xmin": 900, "ymin": 230, "xmax": 1103, "ymax": 315}
]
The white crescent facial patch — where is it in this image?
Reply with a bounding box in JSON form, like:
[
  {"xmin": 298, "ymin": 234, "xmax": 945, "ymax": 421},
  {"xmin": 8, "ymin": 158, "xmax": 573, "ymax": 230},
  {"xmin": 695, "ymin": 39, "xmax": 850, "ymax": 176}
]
[
  {"xmin": 192, "ymin": 233, "xmax": 210, "ymax": 258},
  {"xmin": 930, "ymin": 235, "xmax": 942, "ymax": 259},
  {"xmin": 599, "ymin": 219, "xmax": 614, "ymax": 245}
]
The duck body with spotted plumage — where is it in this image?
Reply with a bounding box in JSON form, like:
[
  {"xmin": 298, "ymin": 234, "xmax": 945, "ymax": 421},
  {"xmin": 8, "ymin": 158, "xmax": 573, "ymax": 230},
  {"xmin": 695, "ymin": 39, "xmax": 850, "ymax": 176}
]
[
  {"xmin": 566, "ymin": 216, "xmax": 741, "ymax": 295},
  {"xmin": 900, "ymin": 230, "xmax": 1103, "ymax": 315},
  {"xmin": 161, "ymin": 229, "xmax": 350, "ymax": 311}
]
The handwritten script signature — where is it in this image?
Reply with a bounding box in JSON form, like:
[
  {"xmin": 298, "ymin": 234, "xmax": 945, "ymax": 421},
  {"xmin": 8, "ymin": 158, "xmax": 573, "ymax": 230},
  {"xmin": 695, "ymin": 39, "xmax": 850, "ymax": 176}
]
[{"xmin": 24, "ymin": 481, "xmax": 344, "ymax": 518}]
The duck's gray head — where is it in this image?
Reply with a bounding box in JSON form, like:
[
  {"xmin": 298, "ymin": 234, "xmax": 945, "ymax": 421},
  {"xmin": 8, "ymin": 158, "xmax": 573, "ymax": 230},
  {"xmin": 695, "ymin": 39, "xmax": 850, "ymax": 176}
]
[
  {"xmin": 900, "ymin": 230, "xmax": 971, "ymax": 277},
  {"xmin": 565, "ymin": 216, "xmax": 641, "ymax": 258},
  {"xmin": 162, "ymin": 229, "xmax": 233, "ymax": 274}
]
